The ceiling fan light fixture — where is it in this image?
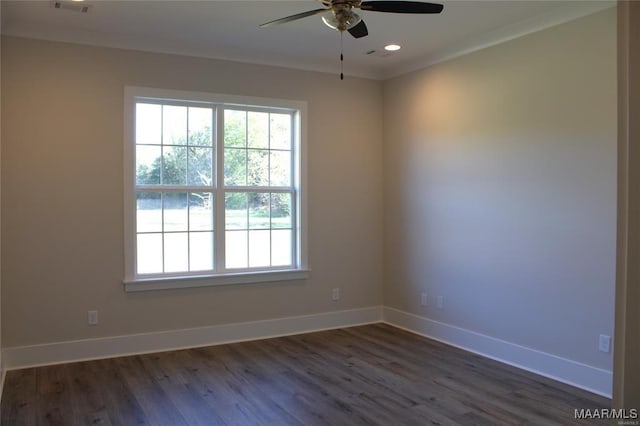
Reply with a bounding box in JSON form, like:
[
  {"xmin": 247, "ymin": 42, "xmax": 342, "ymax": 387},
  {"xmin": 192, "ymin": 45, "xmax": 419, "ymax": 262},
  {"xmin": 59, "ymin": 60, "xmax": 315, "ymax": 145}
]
[{"xmin": 321, "ymin": 9, "xmax": 362, "ymax": 32}]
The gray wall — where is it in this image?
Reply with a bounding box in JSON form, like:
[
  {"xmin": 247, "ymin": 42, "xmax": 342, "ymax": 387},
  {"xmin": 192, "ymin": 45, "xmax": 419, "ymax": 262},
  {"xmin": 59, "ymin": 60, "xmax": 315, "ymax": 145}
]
[
  {"xmin": 382, "ymin": 9, "xmax": 617, "ymax": 370},
  {"xmin": 0, "ymin": 37, "xmax": 384, "ymax": 347}
]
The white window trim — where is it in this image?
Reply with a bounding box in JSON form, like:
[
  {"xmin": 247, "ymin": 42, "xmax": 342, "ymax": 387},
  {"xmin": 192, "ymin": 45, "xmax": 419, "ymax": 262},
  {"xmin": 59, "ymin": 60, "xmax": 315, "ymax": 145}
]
[{"xmin": 123, "ymin": 86, "xmax": 309, "ymax": 291}]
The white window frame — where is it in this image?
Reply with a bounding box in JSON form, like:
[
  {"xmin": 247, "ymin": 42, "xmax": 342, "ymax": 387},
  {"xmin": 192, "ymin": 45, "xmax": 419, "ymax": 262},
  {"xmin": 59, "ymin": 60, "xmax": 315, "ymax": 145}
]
[{"xmin": 123, "ymin": 86, "xmax": 308, "ymax": 292}]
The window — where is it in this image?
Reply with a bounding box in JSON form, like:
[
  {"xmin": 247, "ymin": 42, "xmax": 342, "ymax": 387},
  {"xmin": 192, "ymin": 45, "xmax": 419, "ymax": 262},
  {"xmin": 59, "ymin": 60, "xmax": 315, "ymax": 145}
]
[{"xmin": 124, "ymin": 87, "xmax": 308, "ymax": 291}]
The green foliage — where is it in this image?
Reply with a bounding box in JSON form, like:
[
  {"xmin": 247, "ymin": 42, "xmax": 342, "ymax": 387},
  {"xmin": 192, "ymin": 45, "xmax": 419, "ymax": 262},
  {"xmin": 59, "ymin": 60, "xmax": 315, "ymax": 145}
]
[
  {"xmin": 224, "ymin": 111, "xmax": 246, "ymax": 147},
  {"xmin": 271, "ymin": 193, "xmax": 291, "ymax": 218},
  {"xmin": 137, "ymin": 126, "xmax": 213, "ymax": 207},
  {"xmin": 225, "ymin": 192, "xmax": 290, "ymax": 219},
  {"xmin": 224, "ymin": 148, "xmax": 246, "ymax": 186}
]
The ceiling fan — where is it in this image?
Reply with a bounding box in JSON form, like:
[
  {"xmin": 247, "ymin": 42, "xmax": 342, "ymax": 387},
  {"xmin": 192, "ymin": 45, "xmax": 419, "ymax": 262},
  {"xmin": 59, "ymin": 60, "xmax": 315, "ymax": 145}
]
[
  {"xmin": 260, "ymin": 0, "xmax": 444, "ymax": 39},
  {"xmin": 260, "ymin": 1, "xmax": 444, "ymax": 79}
]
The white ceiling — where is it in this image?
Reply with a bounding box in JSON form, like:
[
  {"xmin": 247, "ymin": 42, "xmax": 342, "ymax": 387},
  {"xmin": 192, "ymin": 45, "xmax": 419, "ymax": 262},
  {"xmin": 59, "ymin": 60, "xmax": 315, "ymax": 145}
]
[{"xmin": 1, "ymin": 0, "xmax": 614, "ymax": 80}]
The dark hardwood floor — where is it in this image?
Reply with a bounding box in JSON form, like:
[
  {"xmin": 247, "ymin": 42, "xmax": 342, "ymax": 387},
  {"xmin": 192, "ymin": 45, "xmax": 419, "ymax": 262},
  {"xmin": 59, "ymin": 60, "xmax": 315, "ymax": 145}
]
[{"xmin": 1, "ymin": 323, "xmax": 610, "ymax": 425}]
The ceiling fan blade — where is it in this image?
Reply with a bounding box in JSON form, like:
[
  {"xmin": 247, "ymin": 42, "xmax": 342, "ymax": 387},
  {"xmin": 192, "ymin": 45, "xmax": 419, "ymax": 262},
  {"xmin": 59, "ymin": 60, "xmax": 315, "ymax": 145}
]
[
  {"xmin": 348, "ymin": 20, "xmax": 368, "ymax": 38},
  {"xmin": 260, "ymin": 8, "xmax": 327, "ymax": 27},
  {"xmin": 359, "ymin": 1, "xmax": 443, "ymax": 14}
]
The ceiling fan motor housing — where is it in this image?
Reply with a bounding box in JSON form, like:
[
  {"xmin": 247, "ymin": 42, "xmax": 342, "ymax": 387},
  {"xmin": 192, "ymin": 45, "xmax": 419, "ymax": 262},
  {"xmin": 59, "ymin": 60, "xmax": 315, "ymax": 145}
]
[{"xmin": 322, "ymin": 4, "xmax": 362, "ymax": 32}]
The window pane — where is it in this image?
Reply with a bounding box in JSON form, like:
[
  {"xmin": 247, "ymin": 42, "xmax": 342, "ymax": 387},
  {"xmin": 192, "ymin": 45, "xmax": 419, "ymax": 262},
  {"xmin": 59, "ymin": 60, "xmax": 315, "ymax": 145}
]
[
  {"xmin": 248, "ymin": 112, "xmax": 268, "ymax": 149},
  {"xmin": 224, "ymin": 148, "xmax": 246, "ymax": 186},
  {"xmin": 270, "ymin": 113, "xmax": 291, "ymax": 150},
  {"xmin": 162, "ymin": 146, "xmax": 187, "ymax": 185},
  {"xmin": 271, "ymin": 193, "xmax": 292, "ymax": 229},
  {"xmin": 190, "ymin": 232, "xmax": 213, "ymax": 271},
  {"xmin": 164, "ymin": 233, "xmax": 189, "ymax": 272},
  {"xmin": 164, "ymin": 192, "xmax": 188, "ymax": 232},
  {"xmin": 137, "ymin": 192, "xmax": 162, "ymax": 233},
  {"xmin": 188, "ymin": 147, "xmax": 212, "ymax": 186},
  {"xmin": 249, "ymin": 193, "xmax": 270, "ymax": 229},
  {"xmin": 272, "ymin": 230, "xmax": 292, "ymax": 267},
  {"xmin": 249, "ymin": 230, "xmax": 270, "ymax": 267},
  {"xmin": 136, "ymin": 145, "xmax": 161, "ymax": 185},
  {"xmin": 163, "ymin": 105, "xmax": 187, "ymax": 145},
  {"xmin": 270, "ymin": 151, "xmax": 291, "ymax": 186},
  {"xmin": 137, "ymin": 233, "xmax": 163, "ymax": 274},
  {"xmin": 188, "ymin": 107, "xmax": 212, "ymax": 146},
  {"xmin": 224, "ymin": 110, "xmax": 246, "ymax": 147},
  {"xmin": 226, "ymin": 230, "xmax": 248, "ymax": 268},
  {"xmin": 189, "ymin": 193, "xmax": 213, "ymax": 231},
  {"xmin": 225, "ymin": 192, "xmax": 247, "ymax": 230},
  {"xmin": 248, "ymin": 149, "xmax": 269, "ymax": 186},
  {"xmin": 136, "ymin": 103, "xmax": 161, "ymax": 145}
]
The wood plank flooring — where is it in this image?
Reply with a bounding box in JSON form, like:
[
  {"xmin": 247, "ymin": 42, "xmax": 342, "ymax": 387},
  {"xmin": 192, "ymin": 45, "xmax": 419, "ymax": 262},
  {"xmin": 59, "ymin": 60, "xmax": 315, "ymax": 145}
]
[{"xmin": 1, "ymin": 323, "xmax": 610, "ymax": 425}]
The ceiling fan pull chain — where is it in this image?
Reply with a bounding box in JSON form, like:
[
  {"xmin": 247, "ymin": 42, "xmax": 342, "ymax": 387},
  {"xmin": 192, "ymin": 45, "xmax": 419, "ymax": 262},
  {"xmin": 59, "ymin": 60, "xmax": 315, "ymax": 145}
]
[{"xmin": 340, "ymin": 31, "xmax": 344, "ymax": 80}]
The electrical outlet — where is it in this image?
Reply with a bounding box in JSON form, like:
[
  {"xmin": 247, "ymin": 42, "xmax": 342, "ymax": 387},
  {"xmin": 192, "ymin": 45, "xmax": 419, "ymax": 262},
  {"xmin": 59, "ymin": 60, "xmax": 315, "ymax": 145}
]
[
  {"xmin": 421, "ymin": 293, "xmax": 428, "ymax": 306},
  {"xmin": 437, "ymin": 296, "xmax": 444, "ymax": 309},
  {"xmin": 599, "ymin": 334, "xmax": 611, "ymax": 353},
  {"xmin": 88, "ymin": 310, "xmax": 98, "ymax": 326},
  {"xmin": 332, "ymin": 288, "xmax": 340, "ymax": 301}
]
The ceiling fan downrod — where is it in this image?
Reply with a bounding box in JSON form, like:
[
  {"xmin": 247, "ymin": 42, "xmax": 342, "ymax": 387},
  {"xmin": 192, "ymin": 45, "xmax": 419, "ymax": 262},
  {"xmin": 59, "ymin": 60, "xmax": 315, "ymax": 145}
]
[{"xmin": 340, "ymin": 32, "xmax": 344, "ymax": 80}]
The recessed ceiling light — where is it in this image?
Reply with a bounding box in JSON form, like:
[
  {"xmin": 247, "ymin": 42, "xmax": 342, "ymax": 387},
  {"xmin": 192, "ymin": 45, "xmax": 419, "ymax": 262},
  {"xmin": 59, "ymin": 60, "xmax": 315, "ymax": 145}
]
[{"xmin": 384, "ymin": 44, "xmax": 401, "ymax": 52}]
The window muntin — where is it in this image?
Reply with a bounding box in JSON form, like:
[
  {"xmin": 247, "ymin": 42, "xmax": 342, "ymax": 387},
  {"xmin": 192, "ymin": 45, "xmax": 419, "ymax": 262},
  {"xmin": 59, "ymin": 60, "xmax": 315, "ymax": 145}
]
[{"xmin": 125, "ymin": 88, "xmax": 305, "ymax": 286}]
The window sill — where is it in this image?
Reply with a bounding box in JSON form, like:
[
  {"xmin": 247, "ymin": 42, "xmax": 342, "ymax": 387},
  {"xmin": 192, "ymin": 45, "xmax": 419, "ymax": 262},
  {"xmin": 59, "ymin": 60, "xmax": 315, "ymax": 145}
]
[{"xmin": 123, "ymin": 269, "xmax": 310, "ymax": 292}]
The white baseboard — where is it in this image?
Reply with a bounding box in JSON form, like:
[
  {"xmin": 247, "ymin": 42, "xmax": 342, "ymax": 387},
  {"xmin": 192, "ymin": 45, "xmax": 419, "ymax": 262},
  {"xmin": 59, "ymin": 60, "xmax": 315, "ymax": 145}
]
[
  {"xmin": 383, "ymin": 307, "xmax": 613, "ymax": 398},
  {"xmin": 1, "ymin": 305, "xmax": 613, "ymax": 399},
  {"xmin": 2, "ymin": 306, "xmax": 383, "ymax": 370}
]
